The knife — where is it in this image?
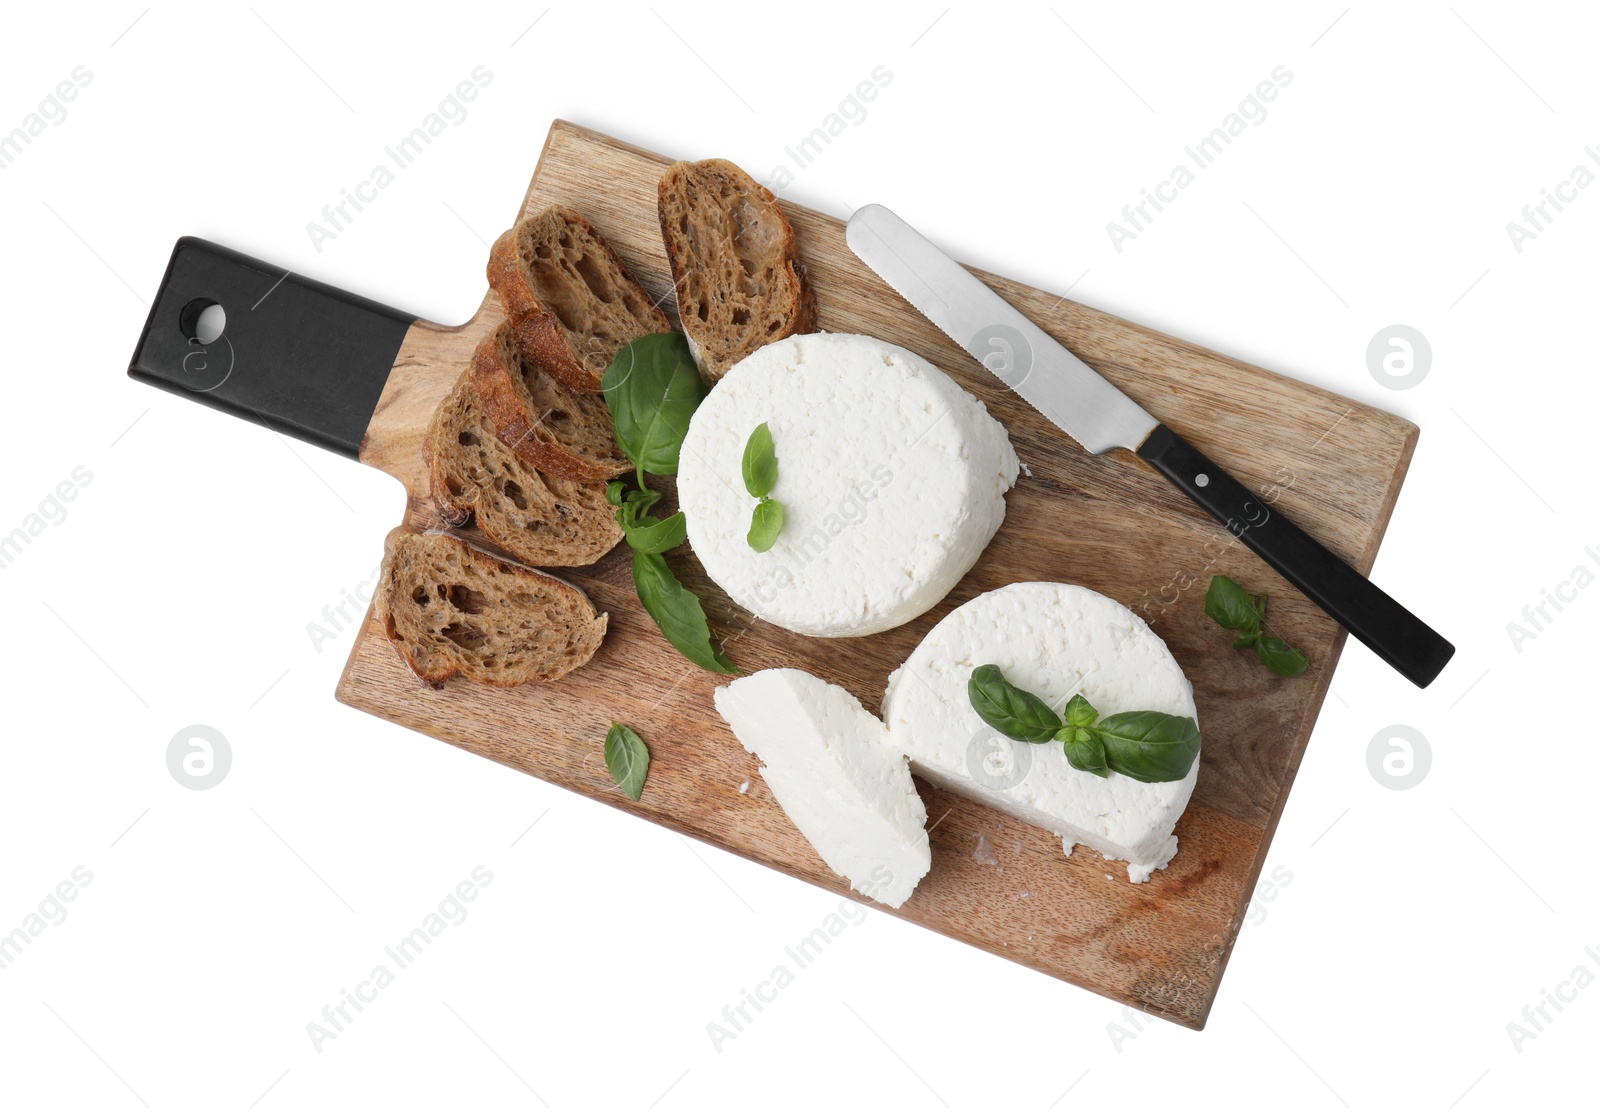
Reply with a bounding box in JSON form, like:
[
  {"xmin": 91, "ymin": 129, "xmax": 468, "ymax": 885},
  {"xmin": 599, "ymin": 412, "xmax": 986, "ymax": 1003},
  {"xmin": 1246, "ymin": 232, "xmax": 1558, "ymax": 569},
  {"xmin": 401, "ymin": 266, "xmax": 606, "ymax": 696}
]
[{"xmin": 846, "ymin": 204, "xmax": 1454, "ymax": 688}]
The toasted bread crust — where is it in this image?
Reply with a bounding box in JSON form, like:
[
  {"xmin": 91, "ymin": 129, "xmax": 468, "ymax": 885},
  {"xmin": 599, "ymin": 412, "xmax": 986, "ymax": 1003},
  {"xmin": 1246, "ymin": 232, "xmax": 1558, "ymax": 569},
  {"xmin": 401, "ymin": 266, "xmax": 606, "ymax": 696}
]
[
  {"xmin": 657, "ymin": 158, "xmax": 816, "ymax": 383},
  {"xmin": 486, "ymin": 204, "xmax": 671, "ymax": 394},
  {"xmin": 469, "ymin": 321, "xmax": 631, "ymax": 482}
]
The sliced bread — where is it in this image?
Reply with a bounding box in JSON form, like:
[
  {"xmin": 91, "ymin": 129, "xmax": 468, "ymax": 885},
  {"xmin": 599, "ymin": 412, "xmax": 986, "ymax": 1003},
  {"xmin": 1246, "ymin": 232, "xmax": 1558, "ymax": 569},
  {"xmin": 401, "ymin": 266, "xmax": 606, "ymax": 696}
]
[
  {"xmin": 657, "ymin": 158, "xmax": 817, "ymax": 383},
  {"xmin": 427, "ymin": 376, "xmax": 623, "ymax": 567},
  {"xmin": 469, "ymin": 321, "xmax": 631, "ymax": 481},
  {"xmin": 376, "ymin": 529, "xmax": 608, "ymax": 687},
  {"xmin": 486, "ymin": 204, "xmax": 672, "ymax": 394}
]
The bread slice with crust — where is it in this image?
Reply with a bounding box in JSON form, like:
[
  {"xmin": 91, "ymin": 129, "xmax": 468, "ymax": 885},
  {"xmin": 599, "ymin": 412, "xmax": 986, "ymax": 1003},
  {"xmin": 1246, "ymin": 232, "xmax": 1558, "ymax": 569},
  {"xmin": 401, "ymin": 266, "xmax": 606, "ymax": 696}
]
[
  {"xmin": 469, "ymin": 321, "xmax": 631, "ymax": 481},
  {"xmin": 427, "ymin": 376, "xmax": 623, "ymax": 567},
  {"xmin": 657, "ymin": 159, "xmax": 816, "ymax": 383},
  {"xmin": 487, "ymin": 204, "xmax": 672, "ymax": 394},
  {"xmin": 376, "ymin": 528, "xmax": 608, "ymax": 687}
]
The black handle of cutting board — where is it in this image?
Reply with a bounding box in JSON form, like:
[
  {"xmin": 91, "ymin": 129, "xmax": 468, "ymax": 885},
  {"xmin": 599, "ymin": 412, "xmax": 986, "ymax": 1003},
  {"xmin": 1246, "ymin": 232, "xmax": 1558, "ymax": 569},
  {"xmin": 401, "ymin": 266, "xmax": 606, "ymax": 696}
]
[
  {"xmin": 1137, "ymin": 423, "xmax": 1454, "ymax": 687},
  {"xmin": 126, "ymin": 238, "xmax": 415, "ymax": 459}
]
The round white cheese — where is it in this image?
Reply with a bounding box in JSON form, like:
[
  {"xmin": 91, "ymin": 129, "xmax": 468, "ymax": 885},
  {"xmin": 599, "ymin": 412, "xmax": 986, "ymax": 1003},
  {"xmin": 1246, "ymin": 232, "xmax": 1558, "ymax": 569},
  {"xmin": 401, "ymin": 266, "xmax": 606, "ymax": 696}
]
[
  {"xmin": 881, "ymin": 582, "xmax": 1199, "ymax": 882},
  {"xmin": 678, "ymin": 333, "xmax": 1018, "ymax": 638},
  {"xmin": 714, "ymin": 669, "xmax": 930, "ymax": 908}
]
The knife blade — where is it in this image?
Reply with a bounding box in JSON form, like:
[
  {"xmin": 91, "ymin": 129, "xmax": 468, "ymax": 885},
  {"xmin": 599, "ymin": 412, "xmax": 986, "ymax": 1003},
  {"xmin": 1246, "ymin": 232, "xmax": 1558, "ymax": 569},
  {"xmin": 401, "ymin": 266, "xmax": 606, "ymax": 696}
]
[{"xmin": 846, "ymin": 203, "xmax": 1455, "ymax": 688}]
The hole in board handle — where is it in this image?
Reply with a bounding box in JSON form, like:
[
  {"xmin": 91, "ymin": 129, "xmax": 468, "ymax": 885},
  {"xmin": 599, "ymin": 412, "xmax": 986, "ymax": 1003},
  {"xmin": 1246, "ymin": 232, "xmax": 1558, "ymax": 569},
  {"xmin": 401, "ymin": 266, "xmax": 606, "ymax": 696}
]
[{"xmin": 179, "ymin": 298, "xmax": 226, "ymax": 345}]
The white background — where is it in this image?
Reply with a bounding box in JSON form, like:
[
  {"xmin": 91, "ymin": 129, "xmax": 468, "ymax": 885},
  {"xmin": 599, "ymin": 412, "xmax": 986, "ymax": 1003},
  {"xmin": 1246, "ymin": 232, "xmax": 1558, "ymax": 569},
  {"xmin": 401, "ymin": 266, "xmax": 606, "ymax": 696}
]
[{"xmin": 1, "ymin": 2, "xmax": 1593, "ymax": 1113}]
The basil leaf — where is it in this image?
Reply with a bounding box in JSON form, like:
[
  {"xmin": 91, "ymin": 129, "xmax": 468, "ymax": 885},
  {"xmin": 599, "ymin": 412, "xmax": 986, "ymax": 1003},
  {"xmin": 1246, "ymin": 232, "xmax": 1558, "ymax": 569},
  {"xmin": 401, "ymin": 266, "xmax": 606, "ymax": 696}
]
[
  {"xmin": 631, "ymin": 550, "xmax": 738, "ymax": 675},
  {"xmin": 1057, "ymin": 726, "xmax": 1111, "ymax": 778},
  {"xmin": 1094, "ymin": 711, "xmax": 1201, "ymax": 783},
  {"xmin": 1254, "ymin": 635, "xmax": 1309, "ymax": 678},
  {"xmin": 601, "ymin": 333, "xmax": 708, "ymax": 479},
  {"xmin": 605, "ymin": 481, "xmax": 627, "ymax": 507},
  {"xmin": 1205, "ymin": 574, "xmax": 1261, "ymax": 632},
  {"xmin": 967, "ymin": 664, "xmax": 1062, "ymax": 743},
  {"xmin": 742, "ymin": 421, "xmax": 779, "ymax": 498},
  {"xmin": 1232, "ymin": 633, "xmax": 1259, "ymax": 650},
  {"xmin": 603, "ymin": 722, "xmax": 650, "ymax": 801},
  {"xmin": 1063, "ymin": 693, "xmax": 1098, "ymax": 728},
  {"xmin": 747, "ymin": 498, "xmax": 785, "ymax": 552},
  {"xmin": 625, "ymin": 510, "xmax": 687, "ymax": 555}
]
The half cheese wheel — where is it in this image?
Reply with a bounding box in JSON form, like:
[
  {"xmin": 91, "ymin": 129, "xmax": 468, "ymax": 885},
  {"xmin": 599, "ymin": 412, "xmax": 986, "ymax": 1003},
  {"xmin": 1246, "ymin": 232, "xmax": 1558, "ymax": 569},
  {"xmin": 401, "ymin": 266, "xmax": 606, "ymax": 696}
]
[{"xmin": 882, "ymin": 582, "xmax": 1199, "ymax": 882}]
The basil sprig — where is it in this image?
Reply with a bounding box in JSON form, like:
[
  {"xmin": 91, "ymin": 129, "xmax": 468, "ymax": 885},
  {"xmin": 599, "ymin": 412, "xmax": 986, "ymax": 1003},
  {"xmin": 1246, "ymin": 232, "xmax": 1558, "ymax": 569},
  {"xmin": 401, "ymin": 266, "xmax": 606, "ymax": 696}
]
[
  {"xmin": 604, "ymin": 722, "xmax": 651, "ymax": 801},
  {"xmin": 601, "ymin": 334, "xmax": 738, "ymax": 676},
  {"xmin": 741, "ymin": 421, "xmax": 785, "ymax": 552},
  {"xmin": 1204, "ymin": 575, "xmax": 1308, "ymax": 678},
  {"xmin": 967, "ymin": 664, "xmax": 1200, "ymax": 784}
]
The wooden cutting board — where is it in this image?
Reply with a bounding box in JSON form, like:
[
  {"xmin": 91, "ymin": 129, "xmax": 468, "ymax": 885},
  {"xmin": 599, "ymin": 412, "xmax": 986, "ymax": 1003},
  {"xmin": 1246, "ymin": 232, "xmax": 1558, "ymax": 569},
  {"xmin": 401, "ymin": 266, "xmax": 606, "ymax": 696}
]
[{"xmin": 335, "ymin": 120, "xmax": 1417, "ymax": 1029}]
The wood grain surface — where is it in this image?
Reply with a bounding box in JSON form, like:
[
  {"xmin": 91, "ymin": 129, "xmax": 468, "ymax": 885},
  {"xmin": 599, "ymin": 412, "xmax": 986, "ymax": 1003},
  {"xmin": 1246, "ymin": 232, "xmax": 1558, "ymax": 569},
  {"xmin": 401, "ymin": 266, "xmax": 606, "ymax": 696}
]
[{"xmin": 338, "ymin": 120, "xmax": 1419, "ymax": 1029}]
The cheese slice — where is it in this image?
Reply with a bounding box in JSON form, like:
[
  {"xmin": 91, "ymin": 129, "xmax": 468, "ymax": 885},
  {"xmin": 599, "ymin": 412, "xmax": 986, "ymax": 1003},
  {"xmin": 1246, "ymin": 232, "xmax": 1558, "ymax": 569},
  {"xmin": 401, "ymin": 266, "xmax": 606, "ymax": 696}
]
[
  {"xmin": 715, "ymin": 668, "xmax": 930, "ymax": 907},
  {"xmin": 882, "ymin": 582, "xmax": 1199, "ymax": 882},
  {"xmin": 678, "ymin": 333, "xmax": 1018, "ymax": 637}
]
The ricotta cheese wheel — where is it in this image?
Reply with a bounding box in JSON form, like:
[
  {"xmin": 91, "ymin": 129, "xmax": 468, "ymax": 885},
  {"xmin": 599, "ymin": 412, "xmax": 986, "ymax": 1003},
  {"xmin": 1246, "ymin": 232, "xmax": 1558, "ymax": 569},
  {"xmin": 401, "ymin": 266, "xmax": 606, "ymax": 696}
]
[
  {"xmin": 678, "ymin": 333, "xmax": 1018, "ymax": 638},
  {"xmin": 881, "ymin": 582, "xmax": 1199, "ymax": 882},
  {"xmin": 714, "ymin": 668, "xmax": 930, "ymax": 907}
]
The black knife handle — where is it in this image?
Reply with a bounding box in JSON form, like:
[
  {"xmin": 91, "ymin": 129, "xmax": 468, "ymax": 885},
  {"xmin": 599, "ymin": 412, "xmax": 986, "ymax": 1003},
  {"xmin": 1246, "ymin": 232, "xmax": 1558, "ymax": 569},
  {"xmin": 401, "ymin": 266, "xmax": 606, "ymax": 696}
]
[
  {"xmin": 1137, "ymin": 423, "xmax": 1454, "ymax": 687},
  {"xmin": 127, "ymin": 237, "xmax": 416, "ymax": 459}
]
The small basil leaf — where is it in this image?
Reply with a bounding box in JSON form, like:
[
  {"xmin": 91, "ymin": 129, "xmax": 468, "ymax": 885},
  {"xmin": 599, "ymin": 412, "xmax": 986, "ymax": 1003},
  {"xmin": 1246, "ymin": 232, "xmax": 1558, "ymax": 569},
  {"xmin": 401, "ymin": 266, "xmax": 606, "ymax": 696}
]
[
  {"xmin": 1232, "ymin": 633, "xmax": 1259, "ymax": 650},
  {"xmin": 741, "ymin": 421, "xmax": 778, "ymax": 498},
  {"xmin": 967, "ymin": 665, "xmax": 1062, "ymax": 743},
  {"xmin": 747, "ymin": 498, "xmax": 785, "ymax": 552},
  {"xmin": 1254, "ymin": 635, "xmax": 1309, "ymax": 678},
  {"xmin": 603, "ymin": 722, "xmax": 650, "ymax": 801},
  {"xmin": 1205, "ymin": 575, "xmax": 1261, "ymax": 632},
  {"xmin": 1094, "ymin": 711, "xmax": 1202, "ymax": 783},
  {"xmin": 613, "ymin": 484, "xmax": 666, "ymax": 535},
  {"xmin": 600, "ymin": 333, "xmax": 708, "ymax": 478},
  {"xmin": 1058, "ymin": 727, "xmax": 1111, "ymax": 778},
  {"xmin": 623, "ymin": 486, "xmax": 663, "ymax": 516},
  {"xmin": 1063, "ymin": 693, "xmax": 1098, "ymax": 728},
  {"xmin": 631, "ymin": 550, "xmax": 739, "ymax": 675},
  {"xmin": 625, "ymin": 510, "xmax": 687, "ymax": 555},
  {"xmin": 605, "ymin": 481, "xmax": 627, "ymax": 507}
]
